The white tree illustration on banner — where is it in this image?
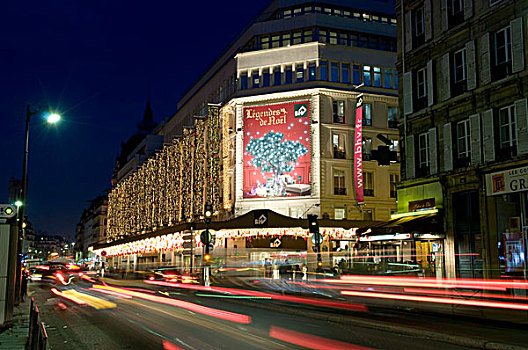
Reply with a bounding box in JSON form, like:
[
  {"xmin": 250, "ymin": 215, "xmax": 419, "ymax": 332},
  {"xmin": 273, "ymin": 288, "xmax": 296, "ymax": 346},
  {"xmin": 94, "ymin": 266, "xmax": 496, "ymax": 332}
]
[{"xmin": 245, "ymin": 131, "xmax": 308, "ymax": 196}]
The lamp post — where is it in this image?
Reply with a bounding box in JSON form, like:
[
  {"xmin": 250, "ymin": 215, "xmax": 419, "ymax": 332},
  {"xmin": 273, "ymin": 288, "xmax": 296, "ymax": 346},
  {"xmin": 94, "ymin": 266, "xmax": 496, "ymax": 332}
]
[{"xmin": 14, "ymin": 105, "xmax": 60, "ymax": 305}]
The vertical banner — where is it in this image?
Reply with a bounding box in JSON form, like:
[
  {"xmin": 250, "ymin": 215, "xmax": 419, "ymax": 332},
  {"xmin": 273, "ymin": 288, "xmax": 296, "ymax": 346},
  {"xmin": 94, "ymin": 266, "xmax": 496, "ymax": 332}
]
[
  {"xmin": 243, "ymin": 101, "xmax": 311, "ymax": 198},
  {"xmin": 354, "ymin": 94, "xmax": 364, "ymax": 205}
]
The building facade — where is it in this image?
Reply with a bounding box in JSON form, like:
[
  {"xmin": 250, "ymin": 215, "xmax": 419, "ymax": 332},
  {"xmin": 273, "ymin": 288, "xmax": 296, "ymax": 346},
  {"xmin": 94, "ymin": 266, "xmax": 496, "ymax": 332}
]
[
  {"xmin": 397, "ymin": 0, "xmax": 527, "ymax": 278},
  {"xmin": 75, "ymin": 194, "xmax": 108, "ymax": 260},
  {"xmin": 99, "ymin": 0, "xmax": 400, "ymax": 272}
]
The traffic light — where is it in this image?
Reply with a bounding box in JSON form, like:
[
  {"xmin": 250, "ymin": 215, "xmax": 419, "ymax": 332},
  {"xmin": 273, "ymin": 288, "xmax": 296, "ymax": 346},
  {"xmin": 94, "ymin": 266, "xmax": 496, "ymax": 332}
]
[
  {"xmin": 204, "ymin": 203, "xmax": 213, "ymax": 224},
  {"xmin": 307, "ymin": 214, "xmax": 319, "ymax": 234}
]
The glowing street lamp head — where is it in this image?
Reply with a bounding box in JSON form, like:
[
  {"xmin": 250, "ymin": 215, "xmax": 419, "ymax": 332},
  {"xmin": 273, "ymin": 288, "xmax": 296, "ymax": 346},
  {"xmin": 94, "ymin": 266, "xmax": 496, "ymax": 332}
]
[
  {"xmin": 14, "ymin": 200, "xmax": 23, "ymax": 207},
  {"xmin": 46, "ymin": 112, "xmax": 61, "ymax": 124}
]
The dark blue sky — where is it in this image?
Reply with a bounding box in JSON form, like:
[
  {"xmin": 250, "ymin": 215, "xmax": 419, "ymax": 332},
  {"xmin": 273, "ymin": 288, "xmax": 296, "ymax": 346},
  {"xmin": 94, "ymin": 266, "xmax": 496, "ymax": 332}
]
[{"xmin": 0, "ymin": 0, "xmax": 269, "ymax": 239}]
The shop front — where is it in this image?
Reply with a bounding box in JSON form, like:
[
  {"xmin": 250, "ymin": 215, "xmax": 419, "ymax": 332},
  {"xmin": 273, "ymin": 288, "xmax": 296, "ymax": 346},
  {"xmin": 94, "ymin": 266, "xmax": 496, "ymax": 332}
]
[{"xmin": 485, "ymin": 165, "xmax": 528, "ymax": 279}]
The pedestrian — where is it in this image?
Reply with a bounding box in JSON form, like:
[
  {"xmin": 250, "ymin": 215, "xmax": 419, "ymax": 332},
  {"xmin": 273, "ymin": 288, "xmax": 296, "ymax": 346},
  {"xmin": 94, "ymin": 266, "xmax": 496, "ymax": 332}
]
[{"xmin": 21, "ymin": 269, "xmax": 28, "ymax": 302}]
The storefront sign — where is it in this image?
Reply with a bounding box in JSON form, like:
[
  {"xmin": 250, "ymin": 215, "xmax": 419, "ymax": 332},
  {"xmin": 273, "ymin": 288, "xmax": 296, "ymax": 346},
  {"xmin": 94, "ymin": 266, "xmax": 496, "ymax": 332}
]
[
  {"xmin": 486, "ymin": 165, "xmax": 528, "ymax": 196},
  {"xmin": 502, "ymin": 232, "xmax": 525, "ymax": 273},
  {"xmin": 243, "ymin": 101, "xmax": 311, "ymax": 198},
  {"xmin": 409, "ymin": 198, "xmax": 436, "ymax": 212},
  {"xmin": 354, "ymin": 94, "xmax": 364, "ymax": 205}
]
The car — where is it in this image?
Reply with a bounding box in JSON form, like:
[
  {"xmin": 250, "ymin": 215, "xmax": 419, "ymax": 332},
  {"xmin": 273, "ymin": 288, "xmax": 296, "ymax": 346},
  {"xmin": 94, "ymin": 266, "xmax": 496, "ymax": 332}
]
[{"xmin": 145, "ymin": 267, "xmax": 198, "ymax": 284}]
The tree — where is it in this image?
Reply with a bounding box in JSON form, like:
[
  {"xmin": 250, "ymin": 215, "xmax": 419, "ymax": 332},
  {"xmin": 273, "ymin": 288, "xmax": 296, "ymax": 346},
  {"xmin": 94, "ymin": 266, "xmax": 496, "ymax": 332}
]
[{"xmin": 246, "ymin": 131, "xmax": 308, "ymax": 190}]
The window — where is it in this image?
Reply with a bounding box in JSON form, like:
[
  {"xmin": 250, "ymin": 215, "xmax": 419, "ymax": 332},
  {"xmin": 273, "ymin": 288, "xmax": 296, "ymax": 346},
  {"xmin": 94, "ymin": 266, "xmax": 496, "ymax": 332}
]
[
  {"xmin": 331, "ymin": 62, "xmax": 339, "ymax": 82},
  {"xmin": 329, "ymin": 31, "xmax": 338, "ymax": 45},
  {"xmin": 304, "ymin": 30, "xmax": 313, "ymax": 42},
  {"xmin": 363, "ymin": 103, "xmax": 372, "ymax": 126},
  {"xmin": 363, "ymin": 137, "xmax": 372, "ymax": 160},
  {"xmin": 272, "ymin": 35, "xmax": 280, "ymax": 48},
  {"xmin": 447, "ymin": 0, "xmax": 464, "ymax": 27},
  {"xmin": 342, "ymin": 64, "xmax": 350, "ymax": 84},
  {"xmin": 388, "ymin": 107, "xmax": 398, "ymax": 128},
  {"xmin": 452, "ymin": 53, "xmax": 466, "ymax": 83},
  {"xmin": 262, "ymin": 71, "xmax": 270, "ymax": 87},
  {"xmin": 373, "ymin": 67, "xmax": 381, "ymax": 87},
  {"xmin": 273, "ymin": 67, "xmax": 281, "ymax": 86},
  {"xmin": 390, "ymin": 173, "xmax": 399, "ymax": 198},
  {"xmin": 285, "ymin": 66, "xmax": 293, "ymax": 84},
  {"xmin": 339, "ymin": 32, "xmax": 348, "ymax": 46},
  {"xmin": 499, "ymin": 105, "xmax": 516, "ymax": 150},
  {"xmin": 413, "ymin": 7, "xmax": 425, "ymax": 47},
  {"xmin": 283, "ymin": 9, "xmax": 292, "ymax": 18},
  {"xmin": 417, "ymin": 68, "xmax": 427, "ymax": 99},
  {"xmin": 333, "ymin": 100, "xmax": 345, "ymax": 123},
  {"xmin": 252, "ymin": 71, "xmax": 259, "ymax": 88},
  {"xmin": 333, "ymin": 133, "xmax": 346, "ymax": 159},
  {"xmin": 293, "ymin": 31, "xmax": 302, "ymax": 45},
  {"xmin": 363, "ymin": 209, "xmax": 373, "ymax": 221},
  {"xmin": 320, "ymin": 61, "xmax": 328, "ymax": 81},
  {"xmin": 319, "ymin": 29, "xmax": 327, "ymax": 43},
  {"xmin": 384, "ymin": 68, "xmax": 393, "ymax": 88},
  {"xmin": 296, "ymin": 64, "xmax": 304, "ymax": 82},
  {"xmin": 308, "ymin": 63, "xmax": 316, "ymax": 81},
  {"xmin": 390, "ymin": 139, "xmax": 400, "ymax": 161},
  {"xmin": 333, "ymin": 169, "xmax": 346, "ymax": 195},
  {"xmin": 363, "ymin": 66, "xmax": 371, "ymax": 86},
  {"xmin": 261, "ymin": 36, "xmax": 270, "ymax": 49},
  {"xmin": 334, "ymin": 208, "xmax": 345, "ymax": 220},
  {"xmin": 418, "ymin": 132, "xmax": 430, "ymax": 170},
  {"xmin": 414, "ymin": 7, "xmax": 424, "ymax": 37},
  {"xmin": 364, "ymin": 172, "xmax": 374, "ymax": 196},
  {"xmin": 493, "ymin": 26, "xmax": 512, "ymax": 80},
  {"xmin": 240, "ymin": 72, "xmax": 248, "ymax": 90},
  {"xmin": 282, "ymin": 33, "xmax": 291, "ymax": 47},
  {"xmin": 456, "ymin": 119, "xmax": 471, "ymax": 162},
  {"xmin": 353, "ymin": 65, "xmax": 361, "ymax": 85}
]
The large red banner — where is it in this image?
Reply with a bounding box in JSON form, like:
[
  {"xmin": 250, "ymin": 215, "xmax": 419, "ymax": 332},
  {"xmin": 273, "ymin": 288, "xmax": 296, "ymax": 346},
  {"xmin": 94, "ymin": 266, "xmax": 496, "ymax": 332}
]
[
  {"xmin": 354, "ymin": 95, "xmax": 364, "ymax": 205},
  {"xmin": 243, "ymin": 101, "xmax": 311, "ymax": 198}
]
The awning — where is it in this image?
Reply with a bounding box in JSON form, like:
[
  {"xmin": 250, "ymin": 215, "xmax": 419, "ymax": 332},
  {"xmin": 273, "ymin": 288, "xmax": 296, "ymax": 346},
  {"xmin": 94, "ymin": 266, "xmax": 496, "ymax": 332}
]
[{"xmin": 366, "ymin": 211, "xmax": 443, "ymax": 235}]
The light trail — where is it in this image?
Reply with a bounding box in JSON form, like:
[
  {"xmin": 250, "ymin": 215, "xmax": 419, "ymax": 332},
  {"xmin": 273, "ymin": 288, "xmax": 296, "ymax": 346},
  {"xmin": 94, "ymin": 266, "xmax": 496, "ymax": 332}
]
[
  {"xmin": 91, "ymin": 285, "xmax": 252, "ymax": 324},
  {"xmin": 269, "ymin": 325, "xmax": 375, "ymax": 350},
  {"xmin": 341, "ymin": 290, "xmax": 528, "ymax": 311}
]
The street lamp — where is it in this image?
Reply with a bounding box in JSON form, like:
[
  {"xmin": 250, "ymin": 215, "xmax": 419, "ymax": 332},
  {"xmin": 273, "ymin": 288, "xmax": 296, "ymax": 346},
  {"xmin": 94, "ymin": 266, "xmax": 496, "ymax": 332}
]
[{"xmin": 14, "ymin": 105, "xmax": 61, "ymax": 305}]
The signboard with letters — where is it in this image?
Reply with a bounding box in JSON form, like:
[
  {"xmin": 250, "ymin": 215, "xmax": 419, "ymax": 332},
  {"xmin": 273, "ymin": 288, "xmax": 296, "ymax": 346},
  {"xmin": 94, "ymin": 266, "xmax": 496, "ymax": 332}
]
[
  {"xmin": 243, "ymin": 101, "xmax": 311, "ymax": 199},
  {"xmin": 486, "ymin": 166, "xmax": 528, "ymax": 196},
  {"xmin": 353, "ymin": 94, "xmax": 364, "ymax": 205}
]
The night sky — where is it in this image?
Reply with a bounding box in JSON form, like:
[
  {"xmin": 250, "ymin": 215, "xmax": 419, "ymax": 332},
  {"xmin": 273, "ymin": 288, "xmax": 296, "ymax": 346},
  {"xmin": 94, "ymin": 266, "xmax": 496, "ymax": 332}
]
[{"xmin": 0, "ymin": 0, "xmax": 269, "ymax": 240}]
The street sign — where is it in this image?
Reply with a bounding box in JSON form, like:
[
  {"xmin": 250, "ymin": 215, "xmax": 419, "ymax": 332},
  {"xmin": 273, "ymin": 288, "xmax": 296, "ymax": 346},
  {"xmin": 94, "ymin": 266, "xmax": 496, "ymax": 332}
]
[
  {"xmin": 254, "ymin": 210, "xmax": 268, "ymax": 227},
  {"xmin": 311, "ymin": 232, "xmax": 323, "ymax": 246},
  {"xmin": 0, "ymin": 204, "xmax": 15, "ymax": 219}
]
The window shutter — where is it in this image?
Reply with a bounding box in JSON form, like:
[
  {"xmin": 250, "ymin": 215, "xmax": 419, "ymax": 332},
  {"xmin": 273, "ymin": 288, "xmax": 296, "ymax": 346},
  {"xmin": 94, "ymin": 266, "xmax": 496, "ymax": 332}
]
[
  {"xmin": 482, "ymin": 109, "xmax": 495, "ymax": 162},
  {"xmin": 443, "ymin": 123, "xmax": 453, "ymax": 171},
  {"xmin": 405, "ymin": 11, "xmax": 412, "ymax": 52},
  {"xmin": 515, "ymin": 98, "xmax": 528, "ymax": 155},
  {"xmin": 466, "ymin": 40, "xmax": 477, "ymax": 90},
  {"xmin": 427, "ymin": 60, "xmax": 434, "ymax": 106},
  {"xmin": 480, "ymin": 33, "xmax": 491, "ymax": 86},
  {"xmin": 424, "ymin": 0, "xmax": 432, "ymax": 41},
  {"xmin": 440, "ymin": 53, "xmax": 450, "ymax": 101},
  {"xmin": 464, "ymin": 0, "xmax": 473, "ymax": 20},
  {"xmin": 429, "ymin": 127, "xmax": 438, "ymax": 175},
  {"xmin": 469, "ymin": 114, "xmax": 481, "ymax": 165},
  {"xmin": 403, "ymin": 72, "xmax": 413, "ymax": 115},
  {"xmin": 511, "ymin": 18, "xmax": 525, "ymax": 73},
  {"xmin": 405, "ymin": 135, "xmax": 415, "ymax": 179},
  {"xmin": 440, "ymin": 0, "xmax": 447, "ymax": 32}
]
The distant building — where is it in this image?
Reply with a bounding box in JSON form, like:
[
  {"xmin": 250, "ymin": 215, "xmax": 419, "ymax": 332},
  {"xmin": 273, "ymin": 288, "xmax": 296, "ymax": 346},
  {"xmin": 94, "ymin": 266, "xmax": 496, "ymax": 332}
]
[
  {"xmin": 397, "ymin": 0, "xmax": 527, "ymax": 278},
  {"xmin": 75, "ymin": 194, "xmax": 108, "ymax": 259}
]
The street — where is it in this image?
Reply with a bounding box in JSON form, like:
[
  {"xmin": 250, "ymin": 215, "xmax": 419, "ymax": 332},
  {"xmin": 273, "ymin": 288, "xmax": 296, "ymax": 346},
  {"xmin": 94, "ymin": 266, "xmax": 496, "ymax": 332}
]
[{"xmin": 27, "ymin": 278, "xmax": 528, "ymax": 350}]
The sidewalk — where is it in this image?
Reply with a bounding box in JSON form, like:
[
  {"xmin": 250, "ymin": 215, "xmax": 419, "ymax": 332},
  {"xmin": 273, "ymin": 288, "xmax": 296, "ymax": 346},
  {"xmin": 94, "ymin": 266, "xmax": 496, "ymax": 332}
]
[{"xmin": 0, "ymin": 295, "xmax": 31, "ymax": 350}]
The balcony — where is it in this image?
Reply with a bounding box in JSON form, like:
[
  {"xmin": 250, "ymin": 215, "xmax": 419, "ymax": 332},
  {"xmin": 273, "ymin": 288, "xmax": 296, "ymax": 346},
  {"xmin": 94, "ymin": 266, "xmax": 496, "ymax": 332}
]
[
  {"xmin": 333, "ymin": 149, "xmax": 346, "ymax": 159},
  {"xmin": 416, "ymin": 166, "xmax": 430, "ymax": 178},
  {"xmin": 364, "ymin": 189, "xmax": 374, "ymax": 197},
  {"xmin": 454, "ymin": 156, "xmax": 470, "ymax": 168},
  {"xmin": 334, "ymin": 187, "xmax": 347, "ymax": 195},
  {"xmin": 497, "ymin": 145, "xmax": 517, "ymax": 160},
  {"xmin": 388, "ymin": 120, "xmax": 398, "ymax": 128},
  {"xmin": 363, "ymin": 152, "xmax": 372, "ymax": 161}
]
